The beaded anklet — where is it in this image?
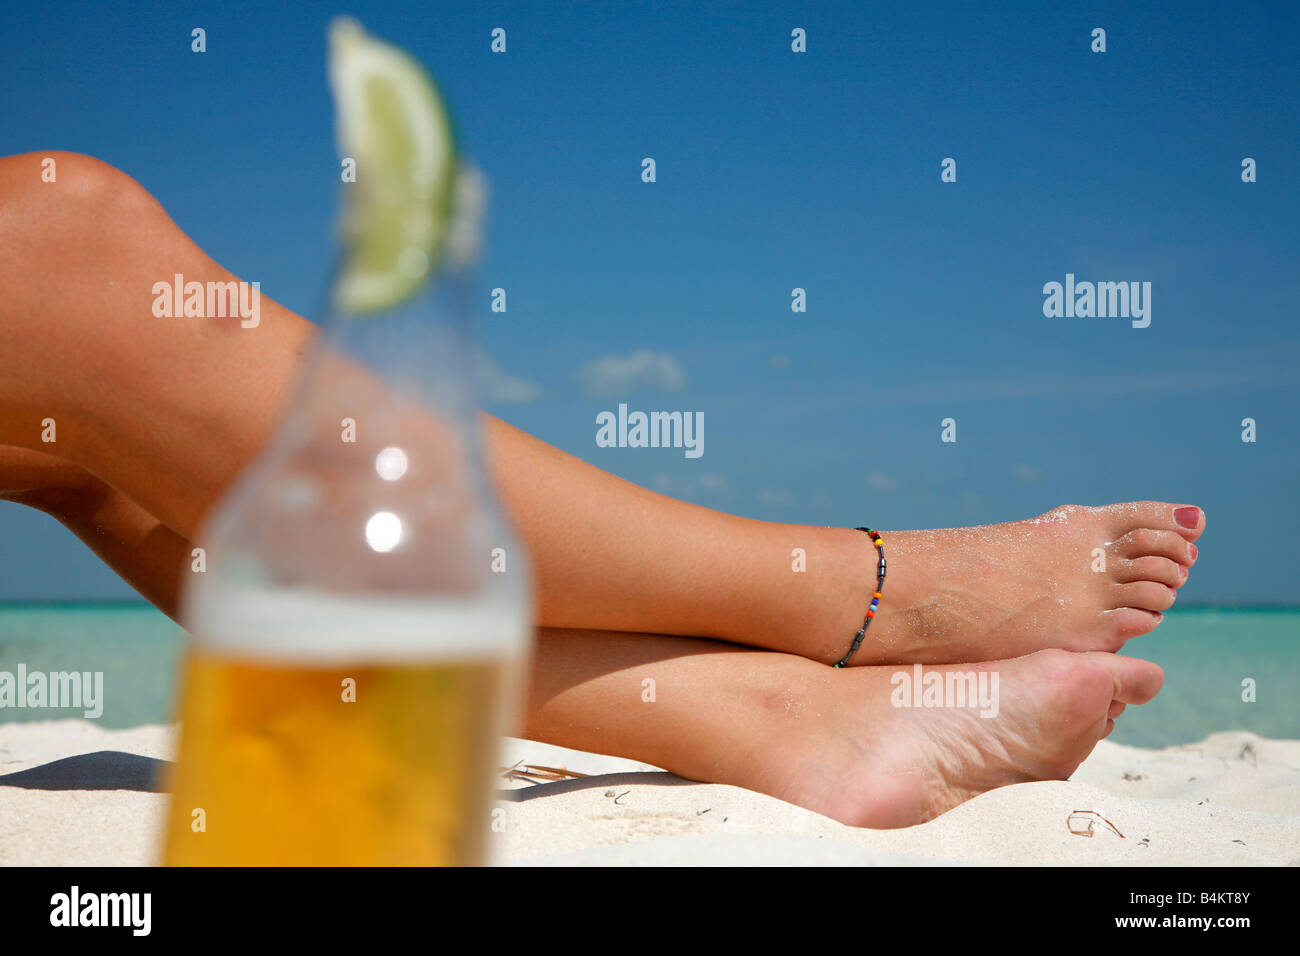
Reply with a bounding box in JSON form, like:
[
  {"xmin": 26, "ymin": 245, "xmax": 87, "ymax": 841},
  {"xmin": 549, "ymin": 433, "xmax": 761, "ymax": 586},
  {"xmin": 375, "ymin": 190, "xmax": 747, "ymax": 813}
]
[{"xmin": 833, "ymin": 527, "xmax": 886, "ymax": 668}]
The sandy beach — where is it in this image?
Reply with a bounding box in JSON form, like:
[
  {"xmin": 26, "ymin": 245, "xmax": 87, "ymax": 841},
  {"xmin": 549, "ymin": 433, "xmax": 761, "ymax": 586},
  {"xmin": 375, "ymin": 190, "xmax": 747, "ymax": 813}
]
[{"xmin": 1, "ymin": 719, "xmax": 1296, "ymax": 866}]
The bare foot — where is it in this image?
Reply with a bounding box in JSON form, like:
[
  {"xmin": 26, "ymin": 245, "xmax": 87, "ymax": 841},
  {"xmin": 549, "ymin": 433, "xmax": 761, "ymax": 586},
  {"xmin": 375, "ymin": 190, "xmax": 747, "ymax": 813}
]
[
  {"xmin": 757, "ymin": 648, "xmax": 1164, "ymax": 828},
  {"xmin": 827, "ymin": 502, "xmax": 1204, "ymax": 665}
]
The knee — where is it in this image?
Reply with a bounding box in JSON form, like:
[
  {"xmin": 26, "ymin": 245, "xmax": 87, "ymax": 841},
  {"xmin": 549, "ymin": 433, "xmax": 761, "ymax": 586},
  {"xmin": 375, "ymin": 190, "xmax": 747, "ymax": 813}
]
[
  {"xmin": 0, "ymin": 152, "xmax": 165, "ymax": 323},
  {"xmin": 0, "ymin": 151, "xmax": 158, "ymax": 234}
]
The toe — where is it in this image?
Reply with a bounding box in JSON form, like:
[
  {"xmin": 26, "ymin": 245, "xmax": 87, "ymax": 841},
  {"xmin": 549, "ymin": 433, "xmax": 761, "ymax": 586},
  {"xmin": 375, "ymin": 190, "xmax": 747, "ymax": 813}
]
[
  {"xmin": 1083, "ymin": 651, "xmax": 1165, "ymax": 705},
  {"xmin": 1107, "ymin": 700, "xmax": 1127, "ymax": 718},
  {"xmin": 1115, "ymin": 580, "xmax": 1177, "ymax": 612},
  {"xmin": 1114, "ymin": 527, "xmax": 1197, "ymax": 565},
  {"xmin": 1116, "ymin": 555, "xmax": 1187, "ymax": 588},
  {"xmin": 1101, "ymin": 607, "xmax": 1164, "ymax": 644},
  {"xmin": 1104, "ymin": 501, "xmax": 1206, "ymax": 541},
  {"xmin": 1170, "ymin": 504, "xmax": 1206, "ymax": 538}
]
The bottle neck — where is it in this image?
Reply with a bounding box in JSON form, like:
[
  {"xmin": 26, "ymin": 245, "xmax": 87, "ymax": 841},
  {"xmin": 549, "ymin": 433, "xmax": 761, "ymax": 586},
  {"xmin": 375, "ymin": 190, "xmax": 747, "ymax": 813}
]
[
  {"xmin": 199, "ymin": 266, "xmax": 504, "ymax": 596},
  {"xmin": 273, "ymin": 268, "xmax": 489, "ymax": 488},
  {"xmin": 321, "ymin": 270, "xmax": 481, "ymax": 429}
]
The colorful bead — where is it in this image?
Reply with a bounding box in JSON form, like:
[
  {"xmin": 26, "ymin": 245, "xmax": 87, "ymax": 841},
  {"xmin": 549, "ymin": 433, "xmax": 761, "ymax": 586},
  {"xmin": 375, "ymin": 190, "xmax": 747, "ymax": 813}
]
[{"xmin": 836, "ymin": 526, "xmax": 888, "ymax": 668}]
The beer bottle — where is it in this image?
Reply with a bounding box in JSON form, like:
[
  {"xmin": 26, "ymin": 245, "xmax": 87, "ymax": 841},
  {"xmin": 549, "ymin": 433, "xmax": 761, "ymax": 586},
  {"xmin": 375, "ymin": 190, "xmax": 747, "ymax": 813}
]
[{"xmin": 162, "ymin": 19, "xmax": 531, "ymax": 866}]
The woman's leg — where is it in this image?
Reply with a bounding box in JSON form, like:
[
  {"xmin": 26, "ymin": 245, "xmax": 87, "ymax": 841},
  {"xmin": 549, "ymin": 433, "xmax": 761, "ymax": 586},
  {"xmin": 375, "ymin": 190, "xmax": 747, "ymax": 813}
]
[
  {"xmin": 0, "ymin": 446, "xmax": 191, "ymax": 616},
  {"xmin": 0, "ymin": 150, "xmax": 1204, "ymax": 666},
  {"xmin": 525, "ymin": 631, "xmax": 1162, "ymax": 828},
  {"xmin": 0, "ymin": 453, "xmax": 1163, "ymax": 829}
]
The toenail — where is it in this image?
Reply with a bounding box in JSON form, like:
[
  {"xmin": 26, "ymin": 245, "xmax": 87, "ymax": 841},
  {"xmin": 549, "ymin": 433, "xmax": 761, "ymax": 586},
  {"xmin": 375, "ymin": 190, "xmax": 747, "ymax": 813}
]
[
  {"xmin": 1174, "ymin": 506, "xmax": 1200, "ymax": 529},
  {"xmin": 1189, "ymin": 543, "xmax": 1198, "ymax": 561}
]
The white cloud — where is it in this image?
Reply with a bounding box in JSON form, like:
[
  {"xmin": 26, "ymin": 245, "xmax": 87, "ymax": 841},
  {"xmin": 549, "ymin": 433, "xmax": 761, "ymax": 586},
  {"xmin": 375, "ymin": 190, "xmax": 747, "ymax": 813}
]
[
  {"xmin": 652, "ymin": 472, "xmax": 729, "ymax": 497},
  {"xmin": 756, "ymin": 487, "xmax": 795, "ymax": 506},
  {"xmin": 867, "ymin": 471, "xmax": 900, "ymax": 492},
  {"xmin": 475, "ymin": 349, "xmax": 539, "ymax": 404},
  {"xmin": 580, "ymin": 349, "xmax": 685, "ymax": 397}
]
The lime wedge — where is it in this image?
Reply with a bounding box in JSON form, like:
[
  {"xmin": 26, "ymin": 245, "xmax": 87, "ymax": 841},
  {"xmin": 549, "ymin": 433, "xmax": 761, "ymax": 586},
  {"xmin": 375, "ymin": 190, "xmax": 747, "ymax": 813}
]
[{"xmin": 328, "ymin": 17, "xmax": 458, "ymax": 315}]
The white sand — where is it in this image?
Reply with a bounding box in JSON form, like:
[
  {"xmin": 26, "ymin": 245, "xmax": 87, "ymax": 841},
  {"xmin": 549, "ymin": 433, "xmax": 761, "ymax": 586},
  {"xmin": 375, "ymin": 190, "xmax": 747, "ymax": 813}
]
[{"xmin": 2, "ymin": 720, "xmax": 1297, "ymax": 866}]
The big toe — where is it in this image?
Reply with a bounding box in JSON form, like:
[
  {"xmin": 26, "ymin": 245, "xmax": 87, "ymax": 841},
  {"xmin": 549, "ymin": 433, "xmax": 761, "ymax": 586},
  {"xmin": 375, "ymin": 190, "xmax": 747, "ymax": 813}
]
[
  {"xmin": 1081, "ymin": 650, "xmax": 1165, "ymax": 705},
  {"xmin": 1104, "ymin": 501, "xmax": 1206, "ymax": 541}
]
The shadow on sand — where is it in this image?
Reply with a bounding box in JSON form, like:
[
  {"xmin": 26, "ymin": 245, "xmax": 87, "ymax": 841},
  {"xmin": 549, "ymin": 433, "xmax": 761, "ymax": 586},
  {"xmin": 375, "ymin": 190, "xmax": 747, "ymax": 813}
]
[
  {"xmin": 0, "ymin": 751, "xmax": 169, "ymax": 792},
  {"xmin": 496, "ymin": 770, "xmax": 694, "ymax": 802},
  {"xmin": 0, "ymin": 754, "xmax": 690, "ymax": 801}
]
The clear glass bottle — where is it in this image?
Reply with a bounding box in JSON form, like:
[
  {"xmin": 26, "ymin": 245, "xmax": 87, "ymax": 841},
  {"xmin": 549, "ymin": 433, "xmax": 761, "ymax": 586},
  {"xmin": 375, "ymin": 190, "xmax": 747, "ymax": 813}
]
[{"xmin": 162, "ymin": 172, "xmax": 531, "ymax": 866}]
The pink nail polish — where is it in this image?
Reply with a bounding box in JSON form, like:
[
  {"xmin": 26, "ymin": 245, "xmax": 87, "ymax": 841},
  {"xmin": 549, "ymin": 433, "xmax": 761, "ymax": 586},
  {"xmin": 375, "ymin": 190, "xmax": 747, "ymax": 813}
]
[
  {"xmin": 1189, "ymin": 544, "xmax": 1198, "ymax": 561},
  {"xmin": 1174, "ymin": 507, "xmax": 1200, "ymax": 529}
]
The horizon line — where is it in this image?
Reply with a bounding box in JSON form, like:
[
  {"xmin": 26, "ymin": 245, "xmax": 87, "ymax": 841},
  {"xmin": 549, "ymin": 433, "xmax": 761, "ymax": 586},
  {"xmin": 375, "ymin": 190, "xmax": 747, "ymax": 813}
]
[{"xmin": 0, "ymin": 598, "xmax": 1297, "ymax": 612}]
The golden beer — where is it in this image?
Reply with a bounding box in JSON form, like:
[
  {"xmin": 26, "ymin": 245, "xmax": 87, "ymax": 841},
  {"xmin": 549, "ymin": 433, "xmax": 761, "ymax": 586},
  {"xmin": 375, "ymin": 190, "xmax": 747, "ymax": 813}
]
[{"xmin": 163, "ymin": 648, "xmax": 508, "ymax": 866}]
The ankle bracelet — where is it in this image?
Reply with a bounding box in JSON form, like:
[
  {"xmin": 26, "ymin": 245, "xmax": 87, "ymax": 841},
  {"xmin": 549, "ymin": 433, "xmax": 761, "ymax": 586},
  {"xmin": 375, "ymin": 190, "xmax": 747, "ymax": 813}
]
[{"xmin": 833, "ymin": 527, "xmax": 886, "ymax": 668}]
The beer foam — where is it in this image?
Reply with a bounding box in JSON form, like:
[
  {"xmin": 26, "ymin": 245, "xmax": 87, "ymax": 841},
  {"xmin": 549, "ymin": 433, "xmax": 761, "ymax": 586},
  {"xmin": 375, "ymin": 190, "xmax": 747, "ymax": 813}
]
[{"xmin": 183, "ymin": 585, "xmax": 529, "ymax": 664}]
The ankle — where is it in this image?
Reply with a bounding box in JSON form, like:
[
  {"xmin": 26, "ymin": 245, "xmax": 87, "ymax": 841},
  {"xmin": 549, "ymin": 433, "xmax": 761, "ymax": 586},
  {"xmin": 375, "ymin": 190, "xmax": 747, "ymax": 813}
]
[
  {"xmin": 663, "ymin": 651, "xmax": 832, "ymax": 786},
  {"xmin": 802, "ymin": 524, "xmax": 890, "ymax": 666}
]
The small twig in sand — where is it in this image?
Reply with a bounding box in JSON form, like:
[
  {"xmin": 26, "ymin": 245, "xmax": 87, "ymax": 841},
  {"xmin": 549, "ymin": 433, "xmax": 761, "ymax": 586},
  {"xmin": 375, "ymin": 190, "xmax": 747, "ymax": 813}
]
[
  {"xmin": 1067, "ymin": 810, "xmax": 1125, "ymax": 838},
  {"xmin": 499, "ymin": 763, "xmax": 591, "ymax": 785}
]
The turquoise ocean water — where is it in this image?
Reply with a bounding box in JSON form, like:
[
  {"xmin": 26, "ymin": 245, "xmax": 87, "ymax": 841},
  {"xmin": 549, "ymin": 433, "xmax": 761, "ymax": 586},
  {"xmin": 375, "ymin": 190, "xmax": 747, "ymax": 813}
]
[{"xmin": 0, "ymin": 603, "xmax": 1295, "ymax": 747}]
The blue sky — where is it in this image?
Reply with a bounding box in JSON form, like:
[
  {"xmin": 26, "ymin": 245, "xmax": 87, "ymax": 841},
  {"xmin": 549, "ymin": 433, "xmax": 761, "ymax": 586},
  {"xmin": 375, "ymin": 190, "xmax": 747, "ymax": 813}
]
[{"xmin": 1, "ymin": 0, "xmax": 1297, "ymax": 603}]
